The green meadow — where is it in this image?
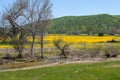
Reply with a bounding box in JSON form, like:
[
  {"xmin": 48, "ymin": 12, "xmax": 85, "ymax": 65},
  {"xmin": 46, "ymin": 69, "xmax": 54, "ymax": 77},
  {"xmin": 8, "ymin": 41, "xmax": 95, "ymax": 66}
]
[{"xmin": 1, "ymin": 61, "xmax": 120, "ymax": 80}]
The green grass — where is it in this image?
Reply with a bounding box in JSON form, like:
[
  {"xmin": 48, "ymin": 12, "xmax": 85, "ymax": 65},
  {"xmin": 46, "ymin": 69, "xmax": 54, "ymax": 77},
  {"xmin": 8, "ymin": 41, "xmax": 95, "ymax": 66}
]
[{"xmin": 1, "ymin": 61, "xmax": 120, "ymax": 80}]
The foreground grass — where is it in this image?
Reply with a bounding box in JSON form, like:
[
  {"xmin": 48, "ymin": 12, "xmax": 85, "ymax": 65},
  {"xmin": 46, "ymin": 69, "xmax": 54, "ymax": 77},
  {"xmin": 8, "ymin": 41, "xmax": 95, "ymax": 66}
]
[{"xmin": 1, "ymin": 61, "xmax": 120, "ymax": 80}]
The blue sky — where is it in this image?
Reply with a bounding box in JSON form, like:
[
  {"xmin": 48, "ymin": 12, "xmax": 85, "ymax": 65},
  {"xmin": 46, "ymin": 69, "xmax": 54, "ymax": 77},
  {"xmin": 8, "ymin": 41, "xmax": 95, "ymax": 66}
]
[{"xmin": 0, "ymin": 0, "xmax": 120, "ymax": 18}]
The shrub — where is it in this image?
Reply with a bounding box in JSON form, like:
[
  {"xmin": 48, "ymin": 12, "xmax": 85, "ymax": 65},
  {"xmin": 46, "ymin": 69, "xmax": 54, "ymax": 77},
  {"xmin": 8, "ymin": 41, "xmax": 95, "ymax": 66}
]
[
  {"xmin": 98, "ymin": 33, "xmax": 104, "ymax": 36},
  {"xmin": 103, "ymin": 45, "xmax": 119, "ymax": 58},
  {"xmin": 53, "ymin": 39, "xmax": 70, "ymax": 59},
  {"xmin": 107, "ymin": 39, "xmax": 119, "ymax": 43}
]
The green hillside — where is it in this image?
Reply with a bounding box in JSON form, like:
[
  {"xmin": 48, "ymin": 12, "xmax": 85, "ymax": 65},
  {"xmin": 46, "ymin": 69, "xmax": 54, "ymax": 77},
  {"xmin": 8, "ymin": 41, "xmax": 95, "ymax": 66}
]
[{"xmin": 49, "ymin": 14, "xmax": 120, "ymax": 35}]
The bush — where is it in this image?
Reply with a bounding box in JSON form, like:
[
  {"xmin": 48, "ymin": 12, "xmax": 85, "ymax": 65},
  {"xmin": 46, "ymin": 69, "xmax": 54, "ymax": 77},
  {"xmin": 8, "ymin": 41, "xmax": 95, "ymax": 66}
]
[
  {"xmin": 53, "ymin": 39, "xmax": 70, "ymax": 59},
  {"xmin": 103, "ymin": 45, "xmax": 119, "ymax": 58},
  {"xmin": 107, "ymin": 39, "xmax": 119, "ymax": 43},
  {"xmin": 98, "ymin": 33, "xmax": 104, "ymax": 36}
]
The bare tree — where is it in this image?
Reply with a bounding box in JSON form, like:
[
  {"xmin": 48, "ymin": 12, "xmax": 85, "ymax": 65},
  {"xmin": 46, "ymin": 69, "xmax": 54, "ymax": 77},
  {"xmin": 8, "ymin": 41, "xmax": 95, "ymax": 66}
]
[
  {"xmin": 53, "ymin": 39, "xmax": 70, "ymax": 59},
  {"xmin": 3, "ymin": 0, "xmax": 28, "ymax": 58},
  {"xmin": 24, "ymin": 0, "xmax": 38, "ymax": 60},
  {"xmin": 27, "ymin": 0, "xmax": 52, "ymax": 59},
  {"xmin": 24, "ymin": 0, "xmax": 52, "ymax": 59},
  {"xmin": 38, "ymin": 0, "xmax": 52, "ymax": 59}
]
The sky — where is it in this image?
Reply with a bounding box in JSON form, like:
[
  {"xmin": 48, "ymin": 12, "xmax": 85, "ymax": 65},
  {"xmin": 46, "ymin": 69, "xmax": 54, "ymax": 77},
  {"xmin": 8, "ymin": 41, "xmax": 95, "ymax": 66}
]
[{"xmin": 0, "ymin": 0, "xmax": 120, "ymax": 18}]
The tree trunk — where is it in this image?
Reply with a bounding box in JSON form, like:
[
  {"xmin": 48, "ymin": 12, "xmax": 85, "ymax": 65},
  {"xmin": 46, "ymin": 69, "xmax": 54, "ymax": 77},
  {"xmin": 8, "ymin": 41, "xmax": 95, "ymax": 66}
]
[
  {"xmin": 40, "ymin": 33, "xmax": 44, "ymax": 59},
  {"xmin": 62, "ymin": 50, "xmax": 67, "ymax": 59},
  {"xmin": 30, "ymin": 31, "xmax": 35, "ymax": 60},
  {"xmin": 18, "ymin": 48, "xmax": 22, "ymax": 58}
]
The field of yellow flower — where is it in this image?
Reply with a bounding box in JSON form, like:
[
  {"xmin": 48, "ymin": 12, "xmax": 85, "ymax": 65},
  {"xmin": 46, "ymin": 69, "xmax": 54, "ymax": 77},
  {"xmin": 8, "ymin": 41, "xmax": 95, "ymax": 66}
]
[
  {"xmin": 1, "ymin": 34, "xmax": 120, "ymax": 48},
  {"xmin": 44, "ymin": 34, "xmax": 120, "ymax": 43}
]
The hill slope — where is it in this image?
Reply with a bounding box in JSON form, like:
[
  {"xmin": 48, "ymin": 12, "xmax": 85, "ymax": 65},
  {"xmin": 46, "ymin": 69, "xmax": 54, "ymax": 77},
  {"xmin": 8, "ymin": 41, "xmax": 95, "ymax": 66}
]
[{"xmin": 49, "ymin": 14, "xmax": 120, "ymax": 35}]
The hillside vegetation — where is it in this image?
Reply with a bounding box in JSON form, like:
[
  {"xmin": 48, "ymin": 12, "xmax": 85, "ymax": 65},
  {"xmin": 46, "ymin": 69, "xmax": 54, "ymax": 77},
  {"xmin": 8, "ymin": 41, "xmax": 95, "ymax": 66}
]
[{"xmin": 49, "ymin": 14, "xmax": 120, "ymax": 35}]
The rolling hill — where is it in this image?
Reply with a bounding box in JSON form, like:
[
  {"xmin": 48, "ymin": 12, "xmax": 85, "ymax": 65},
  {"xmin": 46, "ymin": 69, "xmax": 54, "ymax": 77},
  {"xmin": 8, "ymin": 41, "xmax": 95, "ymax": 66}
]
[{"xmin": 48, "ymin": 14, "xmax": 120, "ymax": 35}]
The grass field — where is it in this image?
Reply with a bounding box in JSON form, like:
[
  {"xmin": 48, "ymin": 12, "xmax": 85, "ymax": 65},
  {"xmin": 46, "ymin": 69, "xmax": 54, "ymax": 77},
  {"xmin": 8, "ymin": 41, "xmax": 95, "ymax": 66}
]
[
  {"xmin": 1, "ymin": 34, "xmax": 120, "ymax": 48},
  {"xmin": 0, "ymin": 61, "xmax": 120, "ymax": 80}
]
